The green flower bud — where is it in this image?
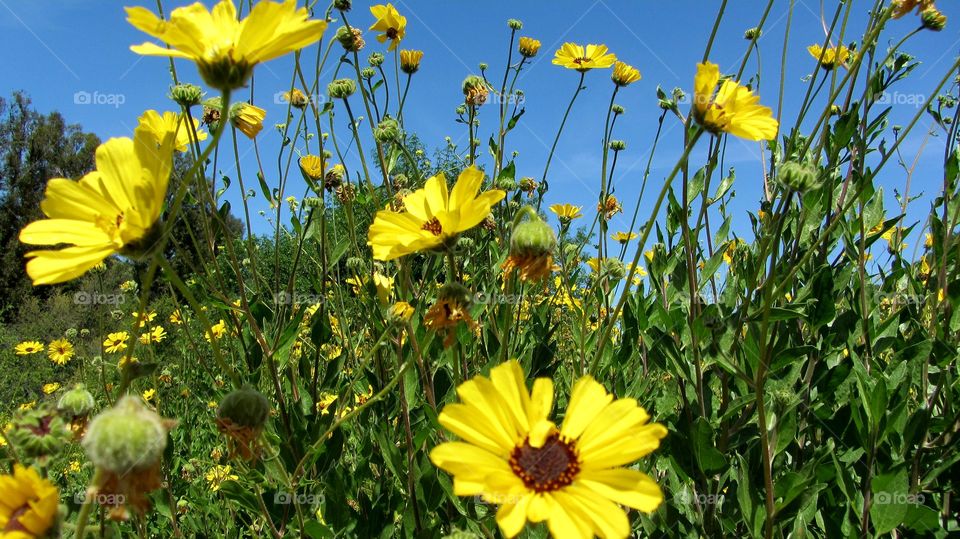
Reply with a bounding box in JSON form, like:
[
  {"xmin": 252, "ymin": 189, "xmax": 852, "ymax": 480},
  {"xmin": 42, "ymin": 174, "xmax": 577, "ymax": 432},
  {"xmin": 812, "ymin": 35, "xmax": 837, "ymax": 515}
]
[
  {"xmin": 601, "ymin": 258, "xmax": 626, "ymax": 281},
  {"xmin": 375, "ymin": 116, "xmax": 401, "ymax": 143},
  {"xmin": 496, "ymin": 176, "xmax": 517, "ymax": 191},
  {"xmin": 82, "ymin": 396, "xmax": 169, "ymax": 473},
  {"xmin": 778, "ymin": 160, "xmax": 821, "ymax": 192},
  {"xmin": 479, "ymin": 63, "xmax": 489, "ymax": 71},
  {"xmin": 217, "ymin": 387, "xmax": 270, "ymax": 430},
  {"xmin": 437, "ymin": 282, "xmax": 472, "ymax": 307},
  {"xmin": 611, "ymin": 104, "xmax": 625, "ymax": 115},
  {"xmin": 333, "ymin": 0, "xmax": 352, "ymax": 11},
  {"xmin": 346, "ymin": 256, "xmax": 366, "ymax": 273},
  {"xmin": 65, "ymin": 328, "xmax": 78, "ymax": 339},
  {"xmin": 921, "ymin": 7, "xmax": 946, "ymax": 31},
  {"xmin": 507, "ymin": 19, "xmax": 523, "ymax": 30},
  {"xmin": 9, "ymin": 405, "xmax": 72, "ymax": 457},
  {"xmin": 455, "ymin": 104, "xmax": 468, "ymax": 115},
  {"xmin": 392, "ymin": 173, "xmax": 408, "ymax": 189},
  {"xmin": 368, "ymin": 52, "xmax": 385, "ymax": 67},
  {"xmin": 462, "ymin": 75, "xmax": 489, "ymax": 106},
  {"xmin": 169, "ymin": 83, "xmax": 205, "ymax": 108},
  {"xmin": 58, "ymin": 384, "xmax": 96, "ymax": 417},
  {"xmin": 609, "ymin": 140, "xmax": 626, "ymax": 151},
  {"xmin": 562, "ymin": 243, "xmax": 580, "ymax": 262},
  {"xmin": 328, "ymin": 78, "xmax": 357, "ymax": 99},
  {"xmin": 303, "ymin": 196, "xmax": 323, "ymax": 208},
  {"xmin": 456, "ymin": 236, "xmax": 475, "ymax": 250},
  {"xmin": 744, "ymin": 27, "xmax": 762, "ymax": 40},
  {"xmin": 360, "ymin": 67, "xmax": 376, "ymax": 80},
  {"xmin": 510, "ymin": 214, "xmax": 557, "ymax": 259}
]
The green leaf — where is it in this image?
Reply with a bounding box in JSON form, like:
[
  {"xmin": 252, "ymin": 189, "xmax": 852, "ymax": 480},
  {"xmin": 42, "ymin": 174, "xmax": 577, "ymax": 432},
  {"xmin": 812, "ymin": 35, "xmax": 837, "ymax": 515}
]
[{"xmin": 870, "ymin": 469, "xmax": 910, "ymax": 534}]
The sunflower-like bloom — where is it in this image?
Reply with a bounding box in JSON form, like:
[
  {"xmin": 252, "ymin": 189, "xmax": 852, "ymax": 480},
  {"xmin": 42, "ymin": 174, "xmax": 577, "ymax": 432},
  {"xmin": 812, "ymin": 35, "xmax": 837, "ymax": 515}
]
[
  {"xmin": 693, "ymin": 61, "xmax": 778, "ymax": 141},
  {"xmin": 0, "ymin": 464, "xmax": 59, "ymax": 537},
  {"xmin": 519, "ymin": 37, "xmax": 541, "ymax": 58},
  {"xmin": 19, "ymin": 122, "xmax": 175, "ymax": 285},
  {"xmin": 14, "ymin": 341, "xmax": 44, "ymax": 355},
  {"xmin": 552, "ymin": 43, "xmax": 616, "ymax": 72},
  {"xmin": 47, "ymin": 339, "xmax": 74, "ymax": 366},
  {"xmin": 430, "ymin": 360, "xmax": 667, "ymax": 538},
  {"xmin": 807, "ymin": 44, "xmax": 851, "ymax": 70},
  {"xmin": 229, "ymin": 102, "xmax": 266, "ymax": 139},
  {"xmin": 400, "ymin": 49, "xmax": 424, "ymax": 74},
  {"xmin": 103, "ymin": 332, "xmax": 130, "ymax": 354},
  {"xmin": 367, "ymin": 166, "xmax": 505, "ymax": 260},
  {"xmin": 126, "ymin": 0, "xmax": 328, "ymax": 91},
  {"xmin": 137, "ymin": 110, "xmax": 208, "ymax": 152},
  {"xmin": 610, "ymin": 231, "xmax": 638, "ymax": 244},
  {"xmin": 611, "ymin": 61, "xmax": 641, "ymax": 86},
  {"xmin": 369, "ymin": 4, "xmax": 406, "ymax": 51},
  {"xmin": 549, "ymin": 204, "xmax": 583, "ymax": 222}
]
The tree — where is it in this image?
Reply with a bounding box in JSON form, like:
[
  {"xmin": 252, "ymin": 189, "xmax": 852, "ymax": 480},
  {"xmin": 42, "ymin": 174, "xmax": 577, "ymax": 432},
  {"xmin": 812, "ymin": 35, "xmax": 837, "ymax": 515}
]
[{"xmin": 0, "ymin": 92, "xmax": 100, "ymax": 318}]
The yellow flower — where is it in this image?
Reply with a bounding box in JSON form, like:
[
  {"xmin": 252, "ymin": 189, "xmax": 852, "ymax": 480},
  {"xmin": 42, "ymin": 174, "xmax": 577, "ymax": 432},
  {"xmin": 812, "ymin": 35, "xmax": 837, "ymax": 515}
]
[
  {"xmin": 0, "ymin": 464, "xmax": 59, "ymax": 537},
  {"xmin": 137, "ymin": 110, "xmax": 208, "ymax": 152},
  {"xmin": 127, "ymin": 0, "xmax": 328, "ymax": 91},
  {"xmin": 518, "ymin": 37, "xmax": 541, "ymax": 58},
  {"xmin": 389, "ymin": 301, "xmax": 415, "ymax": 322},
  {"xmin": 142, "ymin": 388, "xmax": 156, "ymax": 402},
  {"xmin": 552, "ymin": 43, "xmax": 617, "ymax": 72},
  {"xmin": 133, "ymin": 310, "xmax": 158, "ymax": 328},
  {"xmin": 206, "ymin": 319, "xmax": 228, "ymax": 341},
  {"xmin": 150, "ymin": 326, "xmax": 167, "ymax": 344},
  {"xmin": 68, "ymin": 461, "xmax": 81, "ymax": 473},
  {"xmin": 103, "ymin": 332, "xmax": 129, "ymax": 353},
  {"xmin": 430, "ymin": 360, "xmax": 667, "ymax": 538},
  {"xmin": 892, "ymin": 0, "xmax": 935, "ymax": 19},
  {"xmin": 18, "ymin": 123, "xmax": 176, "ymax": 285},
  {"xmin": 611, "ymin": 61, "xmax": 641, "ymax": 86},
  {"xmin": 549, "ymin": 204, "xmax": 583, "ymax": 223},
  {"xmin": 42, "ymin": 382, "xmax": 61, "ymax": 395},
  {"xmin": 369, "ymin": 4, "xmax": 406, "ymax": 51},
  {"xmin": 693, "ymin": 61, "xmax": 778, "ymax": 141},
  {"xmin": 19, "ymin": 401, "xmax": 37, "ymax": 411},
  {"xmin": 373, "ymin": 272, "xmax": 394, "ymax": 305},
  {"xmin": 299, "ymin": 154, "xmax": 325, "ymax": 182},
  {"xmin": 14, "ymin": 341, "xmax": 44, "ymax": 355},
  {"xmin": 170, "ymin": 309, "xmax": 184, "ymax": 325},
  {"xmin": 230, "ymin": 102, "xmax": 266, "ymax": 139},
  {"xmin": 925, "ymin": 233, "xmax": 933, "ymax": 248},
  {"xmin": 807, "ymin": 44, "xmax": 851, "ymax": 70},
  {"xmin": 47, "ymin": 339, "xmax": 74, "ymax": 365},
  {"xmin": 399, "ymin": 49, "xmax": 424, "ymax": 74},
  {"xmin": 119, "ymin": 279, "xmax": 137, "ymax": 292},
  {"xmin": 611, "ymin": 231, "xmax": 638, "ymax": 244},
  {"xmin": 367, "ymin": 166, "xmax": 505, "ymax": 260},
  {"xmin": 283, "ymin": 88, "xmax": 310, "ymax": 109},
  {"xmin": 316, "ymin": 392, "xmax": 338, "ymax": 415},
  {"xmin": 205, "ymin": 465, "xmax": 238, "ymax": 492}
]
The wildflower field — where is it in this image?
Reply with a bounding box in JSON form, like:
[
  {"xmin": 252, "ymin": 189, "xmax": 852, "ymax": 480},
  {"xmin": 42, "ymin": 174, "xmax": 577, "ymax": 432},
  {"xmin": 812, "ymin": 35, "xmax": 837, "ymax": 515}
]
[{"xmin": 1, "ymin": 0, "xmax": 959, "ymax": 537}]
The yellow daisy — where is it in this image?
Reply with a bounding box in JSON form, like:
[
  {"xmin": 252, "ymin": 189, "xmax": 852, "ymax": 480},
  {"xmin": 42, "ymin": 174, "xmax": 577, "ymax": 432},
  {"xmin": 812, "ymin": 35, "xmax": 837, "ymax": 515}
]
[
  {"xmin": 399, "ymin": 49, "xmax": 424, "ymax": 74},
  {"xmin": 127, "ymin": 0, "xmax": 328, "ymax": 91},
  {"xmin": 206, "ymin": 320, "xmax": 228, "ymax": 341},
  {"xmin": 18, "ymin": 122, "xmax": 176, "ymax": 285},
  {"xmin": 549, "ymin": 204, "xmax": 583, "ymax": 222},
  {"xmin": 137, "ymin": 110, "xmax": 208, "ymax": 152},
  {"xmin": 230, "ymin": 102, "xmax": 267, "ymax": 139},
  {"xmin": 367, "ymin": 166, "xmax": 505, "ymax": 260},
  {"xmin": 0, "ymin": 464, "xmax": 59, "ymax": 538},
  {"xmin": 369, "ymin": 4, "xmax": 406, "ymax": 51},
  {"xmin": 693, "ymin": 61, "xmax": 778, "ymax": 141},
  {"xmin": 611, "ymin": 61, "xmax": 641, "ymax": 86},
  {"xmin": 47, "ymin": 338, "xmax": 74, "ymax": 365},
  {"xmin": 519, "ymin": 37, "xmax": 541, "ymax": 58},
  {"xmin": 103, "ymin": 332, "xmax": 130, "ymax": 353},
  {"xmin": 42, "ymin": 382, "xmax": 61, "ymax": 395},
  {"xmin": 430, "ymin": 360, "xmax": 667, "ymax": 538},
  {"xmin": 552, "ymin": 43, "xmax": 617, "ymax": 72},
  {"xmin": 170, "ymin": 309, "xmax": 184, "ymax": 325},
  {"xmin": 610, "ymin": 232, "xmax": 638, "ymax": 244},
  {"xmin": 205, "ymin": 465, "xmax": 239, "ymax": 492},
  {"xmin": 807, "ymin": 44, "xmax": 851, "ymax": 70},
  {"xmin": 14, "ymin": 341, "xmax": 44, "ymax": 355}
]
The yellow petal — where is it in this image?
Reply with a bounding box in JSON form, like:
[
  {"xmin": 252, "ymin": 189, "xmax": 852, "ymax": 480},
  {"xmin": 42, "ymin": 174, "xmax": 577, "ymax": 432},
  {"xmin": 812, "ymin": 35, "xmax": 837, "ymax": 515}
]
[
  {"xmin": 560, "ymin": 376, "xmax": 612, "ymax": 440},
  {"xmin": 496, "ymin": 494, "xmax": 533, "ymax": 538},
  {"xmin": 24, "ymin": 245, "xmax": 114, "ymax": 285},
  {"xmin": 577, "ymin": 468, "xmax": 664, "ymax": 513}
]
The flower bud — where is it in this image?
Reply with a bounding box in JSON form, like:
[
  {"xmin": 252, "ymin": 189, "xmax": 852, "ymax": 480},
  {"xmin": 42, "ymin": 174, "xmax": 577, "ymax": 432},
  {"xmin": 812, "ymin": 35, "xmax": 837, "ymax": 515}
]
[
  {"xmin": 744, "ymin": 27, "xmax": 762, "ymax": 40},
  {"xmin": 496, "ymin": 175, "xmax": 517, "ymax": 191},
  {"xmin": 388, "ymin": 301, "xmax": 414, "ymax": 323},
  {"xmin": 778, "ymin": 160, "xmax": 821, "ymax": 192},
  {"xmin": 609, "ymin": 140, "xmax": 626, "ymax": 151},
  {"xmin": 169, "ymin": 83, "xmax": 205, "ymax": 108},
  {"xmin": 325, "ymin": 164, "xmax": 346, "ymax": 191},
  {"xmin": 284, "ymin": 88, "xmax": 310, "ymax": 109},
  {"xmin": 462, "ymin": 75, "xmax": 489, "ymax": 106},
  {"xmin": 921, "ymin": 7, "xmax": 946, "ymax": 31},
  {"xmin": 400, "ymin": 50, "xmax": 424, "ymax": 74},
  {"xmin": 375, "ymin": 116, "xmax": 401, "ymax": 142},
  {"xmin": 9, "ymin": 405, "xmax": 71, "ymax": 457},
  {"xmin": 478, "ymin": 63, "xmax": 488, "ymax": 71},
  {"xmin": 333, "ymin": 0, "xmax": 351, "ymax": 11},
  {"xmin": 217, "ymin": 387, "xmax": 270, "ymax": 430},
  {"xmin": 360, "ymin": 67, "xmax": 376, "ymax": 80},
  {"xmin": 518, "ymin": 36, "xmax": 541, "ymax": 58},
  {"xmin": 368, "ymin": 52, "xmax": 385, "ymax": 67},
  {"xmin": 507, "ymin": 19, "xmax": 523, "ymax": 30},
  {"xmin": 346, "ymin": 256, "xmax": 366, "ymax": 273},
  {"xmin": 65, "ymin": 328, "xmax": 78, "ymax": 339},
  {"xmin": 504, "ymin": 209, "xmax": 557, "ymax": 282},
  {"xmin": 336, "ymin": 26, "xmax": 365, "ymax": 51},
  {"xmin": 392, "ymin": 173, "xmax": 408, "ymax": 189},
  {"xmin": 328, "ymin": 78, "xmax": 357, "ymax": 99},
  {"xmin": 58, "ymin": 384, "xmax": 96, "ymax": 417},
  {"xmin": 611, "ymin": 104, "xmax": 625, "ymax": 115},
  {"xmin": 299, "ymin": 154, "xmax": 325, "ymax": 182},
  {"xmin": 83, "ymin": 396, "xmax": 170, "ymax": 474}
]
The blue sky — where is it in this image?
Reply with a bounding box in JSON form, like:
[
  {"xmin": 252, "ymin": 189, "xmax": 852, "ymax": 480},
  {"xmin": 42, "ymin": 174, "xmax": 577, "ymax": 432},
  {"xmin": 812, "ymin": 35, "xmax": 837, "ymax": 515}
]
[{"xmin": 1, "ymin": 0, "xmax": 956, "ymax": 261}]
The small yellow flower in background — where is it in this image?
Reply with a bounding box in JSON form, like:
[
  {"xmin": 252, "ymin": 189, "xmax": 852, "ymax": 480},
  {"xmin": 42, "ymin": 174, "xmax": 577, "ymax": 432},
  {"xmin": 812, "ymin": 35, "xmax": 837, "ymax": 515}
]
[
  {"xmin": 137, "ymin": 110, "xmax": 208, "ymax": 152},
  {"xmin": 230, "ymin": 102, "xmax": 267, "ymax": 139},
  {"xmin": 644, "ymin": 249, "xmax": 655, "ymax": 262},
  {"xmin": 286, "ymin": 195, "xmax": 299, "ymax": 212},
  {"xmin": 369, "ymin": 4, "xmax": 406, "ymax": 51},
  {"xmin": 150, "ymin": 325, "xmax": 167, "ymax": 344},
  {"xmin": 127, "ymin": 0, "xmax": 328, "ymax": 91},
  {"xmin": 881, "ymin": 228, "xmax": 907, "ymax": 251},
  {"xmin": 205, "ymin": 465, "xmax": 239, "ymax": 492},
  {"xmin": 430, "ymin": 360, "xmax": 667, "ymax": 539},
  {"xmin": 368, "ymin": 166, "xmax": 505, "ymax": 260},
  {"xmin": 206, "ymin": 320, "xmax": 228, "ymax": 341},
  {"xmin": 119, "ymin": 279, "xmax": 137, "ymax": 292},
  {"xmin": 598, "ymin": 195, "xmax": 623, "ymax": 220},
  {"xmin": 170, "ymin": 309, "xmax": 184, "ymax": 325},
  {"xmin": 134, "ymin": 310, "xmax": 157, "ymax": 328},
  {"xmin": 19, "ymin": 401, "xmax": 37, "ymax": 411},
  {"xmin": 18, "ymin": 123, "xmax": 176, "ymax": 285},
  {"xmin": 47, "ymin": 339, "xmax": 74, "ymax": 365},
  {"xmin": 552, "ymin": 43, "xmax": 617, "ymax": 72},
  {"xmin": 142, "ymin": 388, "xmax": 156, "ymax": 402},
  {"xmin": 693, "ymin": 61, "xmax": 778, "ymax": 141},
  {"xmin": 400, "ymin": 49, "xmax": 424, "ymax": 74},
  {"xmin": 316, "ymin": 392, "xmax": 338, "ymax": 415},
  {"xmin": 118, "ymin": 355, "xmax": 139, "ymax": 370},
  {"xmin": 345, "ymin": 275, "xmax": 369, "ymax": 295},
  {"xmin": 723, "ymin": 239, "xmax": 746, "ymax": 265},
  {"xmin": 68, "ymin": 460, "xmax": 81, "ymax": 473},
  {"xmin": 586, "ymin": 257, "xmax": 603, "ymax": 273},
  {"xmin": 611, "ymin": 231, "xmax": 638, "ymax": 244},
  {"xmin": 15, "ymin": 340, "xmax": 44, "ymax": 355},
  {"xmin": 103, "ymin": 331, "xmax": 130, "ymax": 353},
  {"xmin": 373, "ymin": 272, "xmax": 395, "ymax": 305},
  {"xmin": 389, "ymin": 301, "xmax": 415, "ymax": 322},
  {"xmin": 208, "ymin": 401, "xmax": 219, "ymax": 409},
  {"xmin": 611, "ymin": 61, "xmax": 641, "ymax": 86},
  {"xmin": 925, "ymin": 233, "xmax": 933, "ymax": 248},
  {"xmin": 42, "ymin": 382, "xmax": 61, "ymax": 395},
  {"xmin": 938, "ymin": 289, "xmax": 946, "ymax": 303},
  {"xmin": 807, "ymin": 44, "xmax": 851, "ymax": 70},
  {"xmin": 518, "ymin": 37, "xmax": 541, "ymax": 58},
  {"xmin": 0, "ymin": 464, "xmax": 59, "ymax": 537},
  {"xmin": 891, "ymin": 0, "xmax": 935, "ymax": 19},
  {"xmin": 283, "ymin": 88, "xmax": 310, "ymax": 109},
  {"xmin": 549, "ymin": 204, "xmax": 583, "ymax": 222}
]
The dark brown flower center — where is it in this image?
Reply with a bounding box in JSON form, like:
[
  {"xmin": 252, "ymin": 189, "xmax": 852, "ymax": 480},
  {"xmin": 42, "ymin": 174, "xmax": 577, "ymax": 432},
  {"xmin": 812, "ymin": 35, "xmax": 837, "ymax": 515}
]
[
  {"xmin": 387, "ymin": 28, "xmax": 399, "ymax": 39},
  {"xmin": 421, "ymin": 217, "xmax": 443, "ymax": 236},
  {"xmin": 509, "ymin": 433, "xmax": 580, "ymax": 492}
]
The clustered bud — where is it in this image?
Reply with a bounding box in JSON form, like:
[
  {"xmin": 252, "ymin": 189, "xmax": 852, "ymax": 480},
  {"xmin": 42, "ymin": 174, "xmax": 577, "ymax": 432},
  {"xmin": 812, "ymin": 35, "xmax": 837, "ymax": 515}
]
[
  {"xmin": 507, "ymin": 18, "xmax": 523, "ymax": 30},
  {"xmin": 169, "ymin": 83, "xmax": 205, "ymax": 108},
  {"xmin": 375, "ymin": 116, "xmax": 401, "ymax": 143},
  {"xmin": 336, "ymin": 26, "xmax": 365, "ymax": 51},
  {"xmin": 328, "ymin": 78, "xmax": 357, "ymax": 99},
  {"xmin": 778, "ymin": 160, "xmax": 821, "ymax": 192},
  {"xmin": 368, "ymin": 52, "xmax": 385, "ymax": 67}
]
